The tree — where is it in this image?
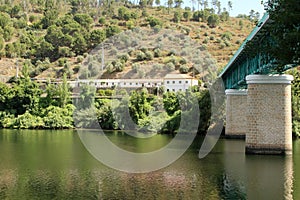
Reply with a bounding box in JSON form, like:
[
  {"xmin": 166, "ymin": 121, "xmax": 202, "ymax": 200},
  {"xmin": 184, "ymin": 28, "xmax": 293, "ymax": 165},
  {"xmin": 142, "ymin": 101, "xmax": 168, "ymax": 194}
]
[
  {"xmin": 73, "ymin": 13, "xmax": 93, "ymax": 30},
  {"xmin": 227, "ymin": 1, "xmax": 232, "ymax": 15},
  {"xmin": 57, "ymin": 73, "xmax": 71, "ymax": 108},
  {"xmin": 129, "ymin": 88, "xmax": 152, "ymax": 124},
  {"xmin": 167, "ymin": 0, "xmax": 173, "ymax": 12},
  {"xmin": 183, "ymin": 10, "xmax": 191, "ymax": 21},
  {"xmin": 263, "ymin": 0, "xmax": 300, "ymax": 69},
  {"xmin": 0, "ymin": 12, "xmax": 10, "ymax": 29},
  {"xmin": 207, "ymin": 14, "xmax": 220, "ymax": 28},
  {"xmin": 173, "ymin": 10, "xmax": 181, "ymax": 23},
  {"xmin": 174, "ymin": 0, "xmax": 183, "ymax": 8},
  {"xmin": 155, "ymin": 0, "xmax": 160, "ymax": 6},
  {"xmin": 288, "ymin": 70, "xmax": 300, "ymax": 137},
  {"xmin": 89, "ymin": 29, "xmax": 106, "ymax": 48}
]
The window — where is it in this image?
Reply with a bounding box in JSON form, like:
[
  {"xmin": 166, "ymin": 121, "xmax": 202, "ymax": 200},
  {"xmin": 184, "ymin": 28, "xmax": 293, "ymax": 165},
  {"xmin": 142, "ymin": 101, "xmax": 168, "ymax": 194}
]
[
  {"xmin": 167, "ymin": 81, "xmax": 170, "ymax": 84},
  {"xmin": 172, "ymin": 81, "xmax": 175, "ymax": 84},
  {"xmin": 172, "ymin": 89, "xmax": 175, "ymax": 92},
  {"xmin": 124, "ymin": 83, "xmax": 126, "ymax": 85},
  {"xmin": 185, "ymin": 81, "xmax": 188, "ymax": 84},
  {"xmin": 179, "ymin": 81, "xmax": 182, "ymax": 84}
]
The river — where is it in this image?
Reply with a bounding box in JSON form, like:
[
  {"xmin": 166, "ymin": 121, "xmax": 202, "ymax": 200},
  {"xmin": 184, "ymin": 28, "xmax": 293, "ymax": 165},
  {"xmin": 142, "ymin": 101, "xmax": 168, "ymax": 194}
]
[{"xmin": 0, "ymin": 129, "xmax": 299, "ymax": 199}]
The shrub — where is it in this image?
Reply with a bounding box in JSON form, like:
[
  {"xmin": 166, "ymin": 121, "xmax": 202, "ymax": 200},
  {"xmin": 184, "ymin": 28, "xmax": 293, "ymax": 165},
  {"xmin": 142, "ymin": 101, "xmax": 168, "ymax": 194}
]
[
  {"xmin": 98, "ymin": 17, "xmax": 106, "ymax": 25},
  {"xmin": 179, "ymin": 65, "xmax": 189, "ymax": 73},
  {"xmin": 76, "ymin": 56, "xmax": 84, "ymax": 63},
  {"xmin": 118, "ymin": 53, "xmax": 130, "ymax": 63},
  {"xmin": 173, "ymin": 10, "xmax": 181, "ymax": 23},
  {"xmin": 221, "ymin": 31, "xmax": 232, "ymax": 41},
  {"xmin": 132, "ymin": 63, "xmax": 140, "ymax": 73},
  {"xmin": 136, "ymin": 51, "xmax": 146, "ymax": 61},
  {"xmin": 145, "ymin": 50, "xmax": 154, "ymax": 60},
  {"xmin": 166, "ymin": 62, "xmax": 175, "ymax": 71},
  {"xmin": 207, "ymin": 14, "xmax": 220, "ymax": 28},
  {"xmin": 154, "ymin": 48, "xmax": 162, "ymax": 57},
  {"xmin": 147, "ymin": 16, "xmax": 162, "ymax": 27}
]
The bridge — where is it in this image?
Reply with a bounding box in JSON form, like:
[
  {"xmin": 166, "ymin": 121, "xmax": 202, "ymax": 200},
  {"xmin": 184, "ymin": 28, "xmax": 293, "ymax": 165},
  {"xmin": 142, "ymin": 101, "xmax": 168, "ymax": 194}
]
[{"xmin": 219, "ymin": 13, "xmax": 296, "ymax": 155}]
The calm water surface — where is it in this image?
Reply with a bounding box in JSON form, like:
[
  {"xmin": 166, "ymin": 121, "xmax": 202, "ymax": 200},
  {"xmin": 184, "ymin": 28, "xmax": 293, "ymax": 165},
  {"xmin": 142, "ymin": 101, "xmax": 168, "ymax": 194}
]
[{"xmin": 0, "ymin": 129, "xmax": 299, "ymax": 199}]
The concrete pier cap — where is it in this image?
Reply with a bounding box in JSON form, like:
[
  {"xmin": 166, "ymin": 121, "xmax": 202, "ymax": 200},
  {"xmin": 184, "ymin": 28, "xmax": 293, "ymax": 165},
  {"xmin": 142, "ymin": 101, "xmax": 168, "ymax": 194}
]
[
  {"xmin": 246, "ymin": 74, "xmax": 294, "ymax": 84},
  {"xmin": 245, "ymin": 74, "xmax": 294, "ymax": 155},
  {"xmin": 225, "ymin": 89, "xmax": 248, "ymax": 96}
]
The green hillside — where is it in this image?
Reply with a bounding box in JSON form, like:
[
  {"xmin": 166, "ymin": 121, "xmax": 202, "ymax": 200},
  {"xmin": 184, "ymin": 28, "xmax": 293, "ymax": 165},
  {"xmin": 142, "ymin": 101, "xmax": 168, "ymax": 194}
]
[{"xmin": 0, "ymin": 0, "xmax": 257, "ymax": 81}]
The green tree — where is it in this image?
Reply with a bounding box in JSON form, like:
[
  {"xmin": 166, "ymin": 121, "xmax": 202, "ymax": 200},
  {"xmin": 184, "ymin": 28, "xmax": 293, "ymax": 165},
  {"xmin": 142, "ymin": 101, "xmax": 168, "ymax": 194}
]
[
  {"xmin": 163, "ymin": 92, "xmax": 179, "ymax": 116},
  {"xmin": 173, "ymin": 10, "xmax": 181, "ymax": 23},
  {"xmin": 40, "ymin": 10, "xmax": 58, "ymax": 29},
  {"xmin": 263, "ymin": 0, "xmax": 300, "ymax": 69},
  {"xmin": 167, "ymin": 0, "xmax": 173, "ymax": 12},
  {"xmin": 0, "ymin": 82, "xmax": 9, "ymax": 111},
  {"xmin": 0, "ymin": 12, "xmax": 10, "ymax": 28},
  {"xmin": 129, "ymin": 88, "xmax": 152, "ymax": 124},
  {"xmin": 227, "ymin": 1, "xmax": 232, "ymax": 15},
  {"xmin": 288, "ymin": 70, "xmax": 300, "ymax": 137},
  {"xmin": 74, "ymin": 13, "xmax": 93, "ymax": 30},
  {"xmin": 207, "ymin": 14, "xmax": 220, "ymax": 28},
  {"xmin": 57, "ymin": 73, "xmax": 71, "ymax": 108},
  {"xmin": 105, "ymin": 25, "xmax": 121, "ymax": 38},
  {"xmin": 89, "ymin": 29, "xmax": 106, "ymax": 48},
  {"xmin": 9, "ymin": 77, "xmax": 42, "ymax": 115},
  {"xmin": 0, "ymin": 35, "xmax": 4, "ymax": 51},
  {"xmin": 174, "ymin": 0, "xmax": 183, "ymax": 8},
  {"xmin": 183, "ymin": 10, "xmax": 191, "ymax": 21}
]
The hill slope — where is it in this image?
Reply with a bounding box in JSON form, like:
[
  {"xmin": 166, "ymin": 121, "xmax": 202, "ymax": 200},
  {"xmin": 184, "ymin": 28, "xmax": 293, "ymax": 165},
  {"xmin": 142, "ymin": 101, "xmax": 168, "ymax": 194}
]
[{"xmin": 0, "ymin": 1, "xmax": 255, "ymax": 82}]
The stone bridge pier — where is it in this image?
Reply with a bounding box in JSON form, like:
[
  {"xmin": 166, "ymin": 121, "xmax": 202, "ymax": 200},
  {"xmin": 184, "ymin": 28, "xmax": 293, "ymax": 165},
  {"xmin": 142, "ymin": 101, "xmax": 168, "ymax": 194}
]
[
  {"xmin": 225, "ymin": 74, "xmax": 294, "ymax": 155},
  {"xmin": 225, "ymin": 89, "xmax": 248, "ymax": 139},
  {"xmin": 245, "ymin": 74, "xmax": 293, "ymax": 155}
]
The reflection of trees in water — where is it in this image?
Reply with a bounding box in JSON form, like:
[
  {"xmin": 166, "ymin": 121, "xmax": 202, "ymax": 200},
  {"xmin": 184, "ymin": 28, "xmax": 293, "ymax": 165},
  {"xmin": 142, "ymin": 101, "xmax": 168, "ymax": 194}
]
[
  {"xmin": 219, "ymin": 173, "xmax": 246, "ymax": 200},
  {"xmin": 0, "ymin": 170, "xmax": 17, "ymax": 199}
]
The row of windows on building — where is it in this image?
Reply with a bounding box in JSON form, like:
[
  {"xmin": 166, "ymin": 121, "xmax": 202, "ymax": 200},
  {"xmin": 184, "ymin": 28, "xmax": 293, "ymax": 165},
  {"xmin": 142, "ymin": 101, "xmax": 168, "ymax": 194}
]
[{"xmin": 166, "ymin": 80, "xmax": 190, "ymax": 84}]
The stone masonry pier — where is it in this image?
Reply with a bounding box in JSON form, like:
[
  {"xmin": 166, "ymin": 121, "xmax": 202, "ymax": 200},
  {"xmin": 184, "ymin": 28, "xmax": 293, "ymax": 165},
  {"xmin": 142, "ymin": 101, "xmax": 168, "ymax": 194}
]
[
  {"xmin": 245, "ymin": 75, "xmax": 294, "ymax": 155},
  {"xmin": 225, "ymin": 89, "xmax": 247, "ymax": 139}
]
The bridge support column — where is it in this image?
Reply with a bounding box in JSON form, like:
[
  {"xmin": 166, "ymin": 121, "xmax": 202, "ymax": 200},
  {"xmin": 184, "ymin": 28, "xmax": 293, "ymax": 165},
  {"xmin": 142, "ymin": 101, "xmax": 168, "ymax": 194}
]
[
  {"xmin": 225, "ymin": 89, "xmax": 248, "ymax": 138},
  {"xmin": 245, "ymin": 75, "xmax": 294, "ymax": 155}
]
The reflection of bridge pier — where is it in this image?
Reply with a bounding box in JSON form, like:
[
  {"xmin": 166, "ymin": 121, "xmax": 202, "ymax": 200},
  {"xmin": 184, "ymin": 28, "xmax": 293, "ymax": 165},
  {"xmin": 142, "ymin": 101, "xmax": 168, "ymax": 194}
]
[
  {"xmin": 245, "ymin": 155, "xmax": 293, "ymax": 199},
  {"xmin": 222, "ymin": 140, "xmax": 293, "ymax": 199}
]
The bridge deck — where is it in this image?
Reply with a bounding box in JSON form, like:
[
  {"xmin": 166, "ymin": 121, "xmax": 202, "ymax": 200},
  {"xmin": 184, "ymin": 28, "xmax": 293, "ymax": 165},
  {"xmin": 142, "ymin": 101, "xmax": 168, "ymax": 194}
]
[{"xmin": 219, "ymin": 13, "xmax": 272, "ymax": 89}]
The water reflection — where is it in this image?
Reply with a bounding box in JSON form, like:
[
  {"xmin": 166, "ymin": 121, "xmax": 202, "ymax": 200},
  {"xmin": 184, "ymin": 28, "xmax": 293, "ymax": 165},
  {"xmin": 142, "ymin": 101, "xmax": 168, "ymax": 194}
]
[{"xmin": 0, "ymin": 130, "xmax": 298, "ymax": 199}]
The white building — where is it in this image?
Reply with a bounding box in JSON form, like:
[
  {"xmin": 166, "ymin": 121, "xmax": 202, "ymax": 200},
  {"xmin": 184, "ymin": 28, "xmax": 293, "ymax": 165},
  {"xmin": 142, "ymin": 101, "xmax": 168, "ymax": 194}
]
[
  {"xmin": 41, "ymin": 73, "xmax": 198, "ymax": 92},
  {"xmin": 163, "ymin": 74, "xmax": 198, "ymax": 92}
]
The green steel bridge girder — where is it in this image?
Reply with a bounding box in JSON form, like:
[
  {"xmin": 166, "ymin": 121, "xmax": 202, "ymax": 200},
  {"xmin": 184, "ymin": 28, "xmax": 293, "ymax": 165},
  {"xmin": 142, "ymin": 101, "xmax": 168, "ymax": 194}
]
[
  {"xmin": 218, "ymin": 13, "xmax": 297, "ymax": 90},
  {"xmin": 221, "ymin": 52, "xmax": 277, "ymax": 89}
]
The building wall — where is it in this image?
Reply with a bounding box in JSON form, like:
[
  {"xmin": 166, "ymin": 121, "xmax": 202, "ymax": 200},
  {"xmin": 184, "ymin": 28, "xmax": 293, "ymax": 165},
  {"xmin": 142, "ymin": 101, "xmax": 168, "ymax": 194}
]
[{"xmin": 164, "ymin": 78, "xmax": 198, "ymax": 92}]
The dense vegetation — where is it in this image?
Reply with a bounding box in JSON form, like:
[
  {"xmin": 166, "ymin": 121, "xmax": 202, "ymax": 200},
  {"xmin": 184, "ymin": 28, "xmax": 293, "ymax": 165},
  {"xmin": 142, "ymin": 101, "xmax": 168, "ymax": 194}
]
[
  {"xmin": 0, "ymin": 0, "xmax": 256, "ymax": 79},
  {"xmin": 0, "ymin": 71, "xmax": 212, "ymax": 134},
  {"xmin": 263, "ymin": 0, "xmax": 300, "ymax": 69},
  {"xmin": 0, "ymin": 0, "xmax": 299, "ymax": 137}
]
